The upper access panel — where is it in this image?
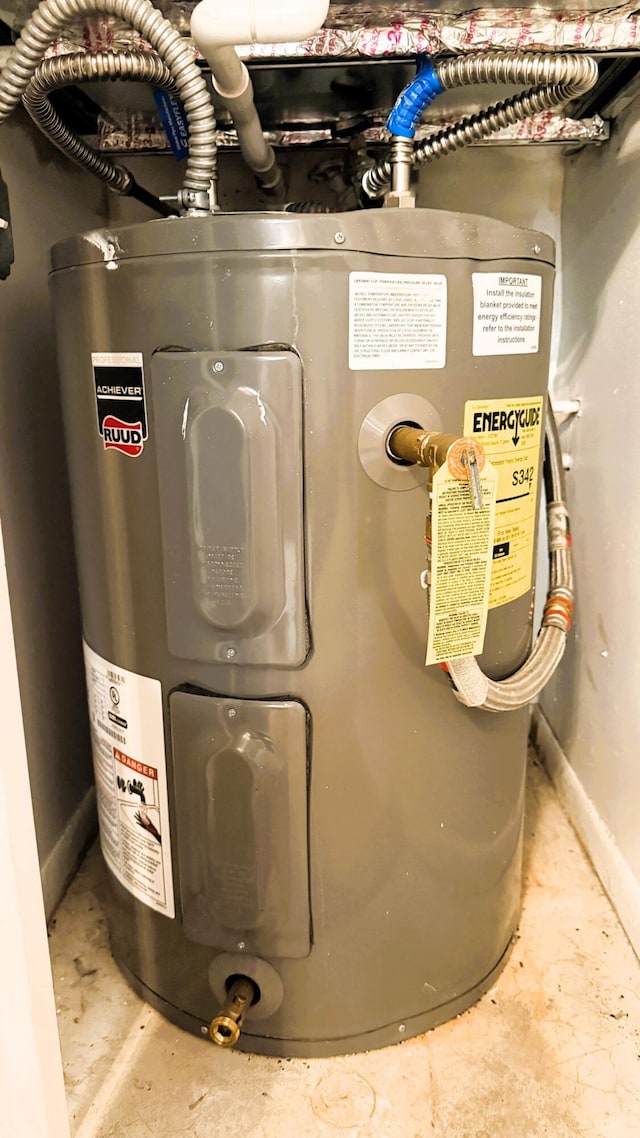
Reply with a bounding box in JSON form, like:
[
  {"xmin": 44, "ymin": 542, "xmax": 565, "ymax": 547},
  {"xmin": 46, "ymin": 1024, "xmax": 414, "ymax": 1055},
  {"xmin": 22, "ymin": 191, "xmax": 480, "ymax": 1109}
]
[{"xmin": 152, "ymin": 348, "xmax": 307, "ymax": 668}]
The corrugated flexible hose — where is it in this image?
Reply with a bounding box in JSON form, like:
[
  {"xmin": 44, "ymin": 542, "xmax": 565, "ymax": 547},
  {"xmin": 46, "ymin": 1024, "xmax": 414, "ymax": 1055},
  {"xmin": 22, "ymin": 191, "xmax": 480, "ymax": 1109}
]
[
  {"xmin": 0, "ymin": 0, "xmax": 217, "ymax": 211},
  {"xmin": 446, "ymin": 409, "xmax": 574, "ymax": 712},
  {"xmin": 362, "ymin": 53, "xmax": 599, "ymax": 199},
  {"xmin": 23, "ymin": 52, "xmax": 178, "ymax": 214}
]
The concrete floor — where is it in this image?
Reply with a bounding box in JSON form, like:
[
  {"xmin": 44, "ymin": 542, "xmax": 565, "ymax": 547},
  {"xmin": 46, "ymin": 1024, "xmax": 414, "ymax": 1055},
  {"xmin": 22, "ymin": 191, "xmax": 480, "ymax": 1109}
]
[{"xmin": 50, "ymin": 753, "xmax": 640, "ymax": 1138}]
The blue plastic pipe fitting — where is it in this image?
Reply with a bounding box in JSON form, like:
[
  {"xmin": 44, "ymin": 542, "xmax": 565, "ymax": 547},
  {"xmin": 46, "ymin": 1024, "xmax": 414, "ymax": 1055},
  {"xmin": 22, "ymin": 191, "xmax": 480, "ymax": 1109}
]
[{"xmin": 386, "ymin": 57, "xmax": 444, "ymax": 140}]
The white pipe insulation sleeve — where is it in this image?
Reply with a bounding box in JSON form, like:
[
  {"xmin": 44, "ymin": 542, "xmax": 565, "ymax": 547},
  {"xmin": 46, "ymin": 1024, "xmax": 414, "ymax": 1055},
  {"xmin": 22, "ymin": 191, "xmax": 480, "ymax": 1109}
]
[
  {"xmin": 207, "ymin": 45, "xmax": 249, "ymax": 99},
  {"xmin": 190, "ymin": 0, "xmax": 330, "ymax": 51}
]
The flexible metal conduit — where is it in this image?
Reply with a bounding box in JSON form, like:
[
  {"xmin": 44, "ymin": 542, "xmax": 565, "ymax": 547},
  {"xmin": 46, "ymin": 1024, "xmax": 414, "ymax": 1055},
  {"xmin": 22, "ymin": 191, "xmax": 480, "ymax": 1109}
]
[
  {"xmin": 362, "ymin": 53, "xmax": 599, "ymax": 199},
  {"xmin": 0, "ymin": 0, "xmax": 217, "ymax": 211},
  {"xmin": 23, "ymin": 52, "xmax": 177, "ymax": 214},
  {"xmin": 446, "ymin": 409, "xmax": 574, "ymax": 712}
]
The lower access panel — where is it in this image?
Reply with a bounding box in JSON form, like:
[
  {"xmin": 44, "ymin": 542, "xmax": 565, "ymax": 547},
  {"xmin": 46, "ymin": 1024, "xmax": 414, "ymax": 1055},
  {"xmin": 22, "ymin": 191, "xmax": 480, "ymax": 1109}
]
[
  {"xmin": 152, "ymin": 349, "xmax": 306, "ymax": 667},
  {"xmin": 171, "ymin": 690, "xmax": 310, "ymax": 959}
]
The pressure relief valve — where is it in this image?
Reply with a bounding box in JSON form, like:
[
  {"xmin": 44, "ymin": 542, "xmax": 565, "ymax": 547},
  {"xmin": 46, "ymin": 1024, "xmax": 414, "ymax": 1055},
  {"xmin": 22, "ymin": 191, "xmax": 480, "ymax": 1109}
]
[{"xmin": 388, "ymin": 426, "xmax": 486, "ymax": 509}]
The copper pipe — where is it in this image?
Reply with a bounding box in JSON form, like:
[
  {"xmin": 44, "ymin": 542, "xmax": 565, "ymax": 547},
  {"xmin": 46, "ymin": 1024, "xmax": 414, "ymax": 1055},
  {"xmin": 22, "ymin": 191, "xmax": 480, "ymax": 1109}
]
[{"xmin": 387, "ymin": 427, "xmax": 458, "ymax": 468}]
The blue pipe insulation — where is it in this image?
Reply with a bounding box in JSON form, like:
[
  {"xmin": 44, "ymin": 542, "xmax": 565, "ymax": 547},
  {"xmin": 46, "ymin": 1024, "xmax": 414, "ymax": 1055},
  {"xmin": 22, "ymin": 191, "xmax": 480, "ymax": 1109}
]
[{"xmin": 386, "ymin": 57, "xmax": 444, "ymax": 140}]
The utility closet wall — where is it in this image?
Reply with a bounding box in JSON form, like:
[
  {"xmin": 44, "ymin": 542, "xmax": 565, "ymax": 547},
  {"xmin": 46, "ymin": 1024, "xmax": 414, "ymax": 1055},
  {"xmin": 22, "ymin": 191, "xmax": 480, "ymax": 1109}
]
[
  {"xmin": 416, "ymin": 145, "xmax": 563, "ymax": 246},
  {"xmin": 538, "ymin": 93, "xmax": 640, "ymax": 959},
  {"xmin": 0, "ymin": 112, "xmax": 107, "ymax": 918}
]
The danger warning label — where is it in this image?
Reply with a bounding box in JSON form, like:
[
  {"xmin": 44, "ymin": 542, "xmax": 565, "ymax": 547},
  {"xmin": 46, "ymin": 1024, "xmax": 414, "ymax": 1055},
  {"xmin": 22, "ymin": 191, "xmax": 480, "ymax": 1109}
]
[
  {"xmin": 83, "ymin": 642, "xmax": 174, "ymax": 918},
  {"xmin": 113, "ymin": 747, "xmax": 157, "ymax": 781},
  {"xmin": 464, "ymin": 395, "xmax": 544, "ymax": 609}
]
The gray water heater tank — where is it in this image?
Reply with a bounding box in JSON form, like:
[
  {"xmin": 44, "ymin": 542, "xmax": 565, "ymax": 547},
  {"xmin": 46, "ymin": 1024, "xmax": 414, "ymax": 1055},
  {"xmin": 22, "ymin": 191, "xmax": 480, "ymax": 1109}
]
[{"xmin": 50, "ymin": 209, "xmax": 554, "ymax": 1057}]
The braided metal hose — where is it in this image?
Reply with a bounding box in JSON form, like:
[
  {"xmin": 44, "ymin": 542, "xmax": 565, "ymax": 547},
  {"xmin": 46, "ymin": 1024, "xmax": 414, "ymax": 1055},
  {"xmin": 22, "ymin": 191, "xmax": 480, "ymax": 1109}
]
[
  {"xmin": 446, "ymin": 409, "xmax": 574, "ymax": 713},
  {"xmin": 413, "ymin": 85, "xmax": 588, "ymax": 168},
  {"xmin": 0, "ymin": 0, "xmax": 217, "ymax": 211},
  {"xmin": 362, "ymin": 53, "xmax": 599, "ymax": 200},
  {"xmin": 23, "ymin": 52, "xmax": 174, "ymax": 199},
  {"xmin": 436, "ymin": 52, "xmax": 597, "ymax": 92}
]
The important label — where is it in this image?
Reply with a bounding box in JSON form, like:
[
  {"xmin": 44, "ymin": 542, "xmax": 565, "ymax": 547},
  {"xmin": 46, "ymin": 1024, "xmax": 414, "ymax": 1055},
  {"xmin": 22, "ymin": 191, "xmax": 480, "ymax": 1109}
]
[
  {"xmin": 92, "ymin": 352, "xmax": 147, "ymax": 458},
  {"xmin": 83, "ymin": 642, "xmax": 174, "ymax": 918},
  {"xmin": 425, "ymin": 460, "xmax": 498, "ymax": 666},
  {"xmin": 472, "ymin": 273, "xmax": 541, "ymax": 356},
  {"xmin": 349, "ymin": 272, "xmax": 447, "ymax": 370},
  {"xmin": 464, "ymin": 396, "xmax": 544, "ymax": 610}
]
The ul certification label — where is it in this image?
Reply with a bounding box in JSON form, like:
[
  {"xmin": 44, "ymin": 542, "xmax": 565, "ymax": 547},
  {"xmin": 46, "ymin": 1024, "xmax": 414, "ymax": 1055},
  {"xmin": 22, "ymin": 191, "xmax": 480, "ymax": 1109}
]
[
  {"xmin": 464, "ymin": 396, "xmax": 544, "ymax": 610},
  {"xmin": 92, "ymin": 352, "xmax": 147, "ymax": 457},
  {"xmin": 472, "ymin": 273, "xmax": 541, "ymax": 356},
  {"xmin": 349, "ymin": 272, "xmax": 447, "ymax": 370},
  {"xmin": 425, "ymin": 460, "xmax": 498, "ymax": 666},
  {"xmin": 83, "ymin": 642, "xmax": 174, "ymax": 918}
]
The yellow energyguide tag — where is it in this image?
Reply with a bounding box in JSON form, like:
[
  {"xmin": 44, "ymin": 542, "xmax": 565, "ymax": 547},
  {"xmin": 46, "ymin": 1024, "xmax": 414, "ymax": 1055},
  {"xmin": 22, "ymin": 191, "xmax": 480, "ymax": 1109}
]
[
  {"xmin": 464, "ymin": 395, "xmax": 544, "ymax": 610},
  {"xmin": 425, "ymin": 460, "xmax": 498, "ymax": 666}
]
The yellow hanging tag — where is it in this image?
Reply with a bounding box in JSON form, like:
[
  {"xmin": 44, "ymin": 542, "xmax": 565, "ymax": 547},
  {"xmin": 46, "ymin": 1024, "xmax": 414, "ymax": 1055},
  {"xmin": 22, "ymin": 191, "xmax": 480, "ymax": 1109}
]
[{"xmin": 425, "ymin": 458, "xmax": 498, "ymax": 667}]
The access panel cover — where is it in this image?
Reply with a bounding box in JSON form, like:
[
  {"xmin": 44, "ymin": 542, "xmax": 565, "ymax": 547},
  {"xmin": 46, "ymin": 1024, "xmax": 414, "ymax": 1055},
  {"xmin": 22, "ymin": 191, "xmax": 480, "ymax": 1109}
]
[
  {"xmin": 152, "ymin": 349, "xmax": 306, "ymax": 667},
  {"xmin": 171, "ymin": 690, "xmax": 310, "ymax": 959}
]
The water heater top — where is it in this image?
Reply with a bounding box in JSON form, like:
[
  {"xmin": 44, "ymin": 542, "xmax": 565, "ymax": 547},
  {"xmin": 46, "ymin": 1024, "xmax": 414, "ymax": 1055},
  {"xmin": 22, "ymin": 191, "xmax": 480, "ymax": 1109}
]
[{"xmin": 50, "ymin": 209, "xmax": 554, "ymax": 272}]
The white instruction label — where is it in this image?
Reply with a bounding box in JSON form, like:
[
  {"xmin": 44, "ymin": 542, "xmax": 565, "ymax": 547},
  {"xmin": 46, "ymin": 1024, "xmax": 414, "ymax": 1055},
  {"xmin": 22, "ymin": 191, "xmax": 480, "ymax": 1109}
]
[
  {"xmin": 425, "ymin": 460, "xmax": 498, "ymax": 666},
  {"xmin": 349, "ymin": 272, "xmax": 447, "ymax": 370},
  {"xmin": 83, "ymin": 642, "xmax": 175, "ymax": 918},
  {"xmin": 472, "ymin": 273, "xmax": 541, "ymax": 356}
]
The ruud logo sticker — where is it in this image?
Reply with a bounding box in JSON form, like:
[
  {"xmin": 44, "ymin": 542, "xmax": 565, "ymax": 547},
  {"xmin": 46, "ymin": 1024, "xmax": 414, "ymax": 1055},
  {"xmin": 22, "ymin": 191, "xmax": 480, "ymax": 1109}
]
[
  {"xmin": 102, "ymin": 415, "xmax": 144, "ymax": 457},
  {"xmin": 92, "ymin": 352, "xmax": 148, "ymax": 458}
]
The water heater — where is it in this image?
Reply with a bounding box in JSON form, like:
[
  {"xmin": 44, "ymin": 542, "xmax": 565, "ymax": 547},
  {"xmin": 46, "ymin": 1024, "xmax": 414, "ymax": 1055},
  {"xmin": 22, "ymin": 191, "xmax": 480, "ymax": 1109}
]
[{"xmin": 50, "ymin": 208, "xmax": 554, "ymax": 1056}]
